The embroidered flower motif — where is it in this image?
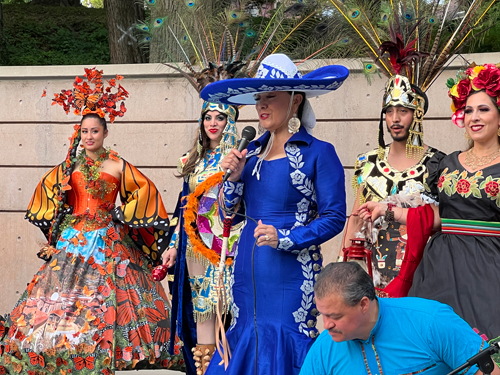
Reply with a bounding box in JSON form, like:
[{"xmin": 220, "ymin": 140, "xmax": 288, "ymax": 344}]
[
  {"xmin": 235, "ymin": 184, "xmax": 244, "ymax": 196},
  {"xmin": 292, "ymin": 307, "xmax": 307, "ymax": 323},
  {"xmin": 300, "ymin": 280, "xmax": 314, "ymax": 295},
  {"xmin": 456, "ymin": 179, "xmax": 471, "ymax": 194},
  {"xmin": 297, "ymin": 249, "xmax": 311, "ymax": 265},
  {"xmin": 437, "ymin": 175, "xmax": 446, "ymax": 188},
  {"xmin": 285, "ymin": 144, "xmax": 300, "ymax": 155},
  {"xmin": 297, "ymin": 198, "xmax": 310, "ymax": 213},
  {"xmin": 295, "ymin": 213, "xmax": 307, "ymax": 223},
  {"xmin": 279, "ymin": 237, "xmax": 294, "ymax": 251},
  {"xmin": 290, "ymin": 170, "xmax": 306, "ymax": 185},
  {"xmin": 485, "ymin": 181, "xmax": 500, "ymax": 197}
]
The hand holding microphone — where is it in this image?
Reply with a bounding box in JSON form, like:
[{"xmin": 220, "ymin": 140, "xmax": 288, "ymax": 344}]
[{"xmin": 222, "ymin": 126, "xmax": 256, "ymax": 183}]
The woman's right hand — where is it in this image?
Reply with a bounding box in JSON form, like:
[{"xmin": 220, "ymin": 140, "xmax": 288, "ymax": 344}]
[
  {"xmin": 163, "ymin": 247, "xmax": 177, "ymax": 268},
  {"xmin": 221, "ymin": 148, "xmax": 248, "ymax": 182},
  {"xmin": 357, "ymin": 202, "xmax": 388, "ymax": 222}
]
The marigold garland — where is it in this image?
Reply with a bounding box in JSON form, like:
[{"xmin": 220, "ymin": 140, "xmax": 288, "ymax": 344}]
[{"xmin": 183, "ymin": 171, "xmax": 233, "ymax": 266}]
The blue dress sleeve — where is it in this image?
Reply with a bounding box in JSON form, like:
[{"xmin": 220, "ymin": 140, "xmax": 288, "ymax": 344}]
[
  {"xmin": 222, "ymin": 180, "xmax": 244, "ymax": 209},
  {"xmin": 277, "ymin": 143, "xmax": 346, "ymax": 251},
  {"xmin": 427, "ymin": 304, "xmax": 483, "ymax": 374}
]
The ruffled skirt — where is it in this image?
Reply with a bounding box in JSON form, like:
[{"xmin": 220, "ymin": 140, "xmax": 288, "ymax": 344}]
[{"xmin": 0, "ymin": 224, "xmax": 185, "ymax": 374}]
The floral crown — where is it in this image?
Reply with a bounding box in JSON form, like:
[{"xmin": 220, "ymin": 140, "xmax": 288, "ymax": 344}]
[
  {"xmin": 51, "ymin": 67, "xmax": 129, "ymax": 123},
  {"xmin": 447, "ymin": 63, "xmax": 500, "ymax": 128}
]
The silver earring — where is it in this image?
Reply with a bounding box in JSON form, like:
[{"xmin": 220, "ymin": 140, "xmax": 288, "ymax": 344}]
[
  {"xmin": 258, "ymin": 122, "xmax": 265, "ymax": 135},
  {"xmin": 197, "ymin": 128, "xmax": 203, "ymax": 154},
  {"xmin": 288, "ymin": 113, "xmax": 300, "ymax": 134}
]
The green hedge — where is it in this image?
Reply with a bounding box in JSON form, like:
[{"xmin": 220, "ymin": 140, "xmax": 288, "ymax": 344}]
[{"xmin": 1, "ymin": 3, "xmax": 109, "ymax": 65}]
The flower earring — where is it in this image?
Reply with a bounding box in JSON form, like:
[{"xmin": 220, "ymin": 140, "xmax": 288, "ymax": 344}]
[{"xmin": 288, "ymin": 113, "xmax": 300, "ymax": 134}]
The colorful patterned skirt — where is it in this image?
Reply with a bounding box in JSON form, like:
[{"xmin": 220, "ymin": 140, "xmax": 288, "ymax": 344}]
[{"xmin": 0, "ymin": 223, "xmax": 185, "ymax": 374}]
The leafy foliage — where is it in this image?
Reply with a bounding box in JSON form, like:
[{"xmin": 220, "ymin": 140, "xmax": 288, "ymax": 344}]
[
  {"xmin": 82, "ymin": 0, "xmax": 103, "ymax": 8},
  {"xmin": 1, "ymin": 3, "xmax": 109, "ymax": 65}
]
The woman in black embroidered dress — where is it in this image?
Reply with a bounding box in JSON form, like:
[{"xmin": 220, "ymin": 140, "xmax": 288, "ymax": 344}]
[{"xmin": 359, "ymin": 63, "xmax": 500, "ymax": 340}]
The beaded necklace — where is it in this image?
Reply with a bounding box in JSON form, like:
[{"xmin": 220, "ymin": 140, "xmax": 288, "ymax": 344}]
[
  {"xmin": 77, "ymin": 147, "xmax": 119, "ymax": 199},
  {"xmin": 464, "ymin": 147, "xmax": 500, "ymax": 171}
]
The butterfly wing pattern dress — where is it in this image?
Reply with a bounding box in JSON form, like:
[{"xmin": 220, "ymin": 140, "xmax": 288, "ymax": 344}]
[
  {"xmin": 0, "ymin": 157, "xmax": 185, "ymax": 374},
  {"xmin": 0, "ymin": 65, "xmax": 186, "ymax": 375}
]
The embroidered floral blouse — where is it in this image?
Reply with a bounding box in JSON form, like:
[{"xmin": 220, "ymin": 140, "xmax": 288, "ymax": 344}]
[
  {"xmin": 424, "ymin": 150, "xmax": 500, "ymax": 220},
  {"xmin": 223, "ymin": 126, "xmax": 346, "ymax": 251}
]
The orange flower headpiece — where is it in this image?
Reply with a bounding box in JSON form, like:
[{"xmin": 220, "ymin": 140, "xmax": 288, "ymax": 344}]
[
  {"xmin": 51, "ymin": 67, "xmax": 129, "ymax": 123},
  {"xmin": 447, "ymin": 63, "xmax": 500, "ymax": 128}
]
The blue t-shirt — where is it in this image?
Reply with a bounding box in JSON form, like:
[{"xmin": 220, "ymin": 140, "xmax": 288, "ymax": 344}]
[{"xmin": 300, "ymin": 297, "xmax": 484, "ymax": 375}]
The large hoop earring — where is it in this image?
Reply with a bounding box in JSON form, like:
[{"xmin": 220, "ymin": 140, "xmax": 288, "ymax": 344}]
[{"xmin": 288, "ymin": 113, "xmax": 300, "ymax": 134}]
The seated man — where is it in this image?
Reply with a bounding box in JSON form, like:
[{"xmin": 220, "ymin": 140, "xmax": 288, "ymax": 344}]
[{"xmin": 300, "ymin": 262, "xmax": 500, "ymax": 375}]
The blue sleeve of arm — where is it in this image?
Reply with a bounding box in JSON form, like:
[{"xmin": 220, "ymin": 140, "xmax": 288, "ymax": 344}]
[
  {"xmin": 222, "ymin": 180, "xmax": 244, "ymax": 209},
  {"xmin": 277, "ymin": 143, "xmax": 346, "ymax": 251},
  {"xmin": 428, "ymin": 304, "xmax": 483, "ymax": 374}
]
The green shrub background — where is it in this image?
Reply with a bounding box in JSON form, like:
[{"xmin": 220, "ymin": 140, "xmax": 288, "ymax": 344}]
[{"xmin": 1, "ymin": 3, "xmax": 109, "ymax": 65}]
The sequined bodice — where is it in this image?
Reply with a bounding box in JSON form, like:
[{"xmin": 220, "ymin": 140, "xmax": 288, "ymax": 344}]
[
  {"xmin": 68, "ymin": 171, "xmax": 120, "ymax": 215},
  {"xmin": 188, "ymin": 147, "xmax": 224, "ymax": 193}
]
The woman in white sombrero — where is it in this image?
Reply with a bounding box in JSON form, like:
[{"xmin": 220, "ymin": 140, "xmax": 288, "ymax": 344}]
[{"xmin": 200, "ymin": 54, "xmax": 349, "ymax": 375}]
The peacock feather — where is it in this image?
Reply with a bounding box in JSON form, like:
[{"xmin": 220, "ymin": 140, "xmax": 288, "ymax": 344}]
[
  {"xmin": 286, "ymin": 0, "xmax": 499, "ymax": 89},
  {"xmin": 136, "ymin": 0, "xmax": 330, "ymax": 92}
]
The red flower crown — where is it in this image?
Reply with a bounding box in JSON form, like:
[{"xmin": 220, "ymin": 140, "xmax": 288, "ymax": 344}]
[
  {"xmin": 51, "ymin": 68, "xmax": 129, "ymax": 123},
  {"xmin": 447, "ymin": 63, "xmax": 500, "ymax": 128}
]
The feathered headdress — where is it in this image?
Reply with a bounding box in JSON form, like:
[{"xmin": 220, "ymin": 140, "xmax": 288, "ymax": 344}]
[
  {"xmin": 136, "ymin": 0, "xmax": 322, "ymax": 154},
  {"xmin": 286, "ymin": 0, "xmax": 499, "ymax": 158}
]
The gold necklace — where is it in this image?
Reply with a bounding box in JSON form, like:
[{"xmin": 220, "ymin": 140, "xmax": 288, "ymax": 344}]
[{"xmin": 464, "ymin": 147, "xmax": 500, "ymax": 170}]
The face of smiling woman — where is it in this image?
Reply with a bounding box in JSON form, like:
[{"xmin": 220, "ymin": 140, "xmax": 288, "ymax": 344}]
[
  {"xmin": 203, "ymin": 110, "xmax": 227, "ymax": 149},
  {"xmin": 464, "ymin": 91, "xmax": 500, "ymax": 146},
  {"xmin": 80, "ymin": 116, "xmax": 108, "ymax": 155}
]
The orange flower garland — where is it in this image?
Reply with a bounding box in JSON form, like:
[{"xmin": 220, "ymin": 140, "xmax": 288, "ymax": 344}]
[{"xmin": 183, "ymin": 171, "xmax": 233, "ymax": 266}]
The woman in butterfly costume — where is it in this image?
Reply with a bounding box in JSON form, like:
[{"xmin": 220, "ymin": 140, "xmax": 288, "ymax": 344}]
[{"xmin": 0, "ymin": 69, "xmax": 184, "ymax": 375}]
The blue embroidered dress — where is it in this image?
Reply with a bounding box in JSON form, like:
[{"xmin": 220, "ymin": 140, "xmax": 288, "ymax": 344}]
[{"xmin": 206, "ymin": 126, "xmax": 346, "ymax": 375}]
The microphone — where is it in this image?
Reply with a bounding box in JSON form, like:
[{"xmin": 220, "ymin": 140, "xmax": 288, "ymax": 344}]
[{"xmin": 223, "ymin": 126, "xmax": 257, "ymax": 183}]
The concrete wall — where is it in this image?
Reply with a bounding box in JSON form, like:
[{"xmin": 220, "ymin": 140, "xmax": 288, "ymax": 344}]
[{"xmin": 1, "ymin": 52, "xmax": 499, "ymax": 315}]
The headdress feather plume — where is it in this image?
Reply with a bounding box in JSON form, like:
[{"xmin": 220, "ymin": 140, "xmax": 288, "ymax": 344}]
[{"xmin": 137, "ymin": 0, "xmax": 324, "ymax": 93}]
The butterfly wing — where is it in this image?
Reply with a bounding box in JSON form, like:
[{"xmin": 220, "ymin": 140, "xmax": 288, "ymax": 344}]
[
  {"xmin": 73, "ymin": 91, "xmax": 86, "ymax": 111},
  {"xmin": 26, "ymin": 165, "xmax": 64, "ymax": 232},
  {"xmin": 84, "ymin": 355, "xmax": 95, "ymax": 370},
  {"xmin": 116, "ymin": 259, "xmax": 130, "ymax": 278},
  {"xmin": 71, "ymin": 355, "xmax": 85, "ymax": 371},
  {"xmin": 117, "ymin": 161, "xmax": 169, "ymax": 266},
  {"xmin": 27, "ymin": 351, "xmax": 39, "ymax": 366}
]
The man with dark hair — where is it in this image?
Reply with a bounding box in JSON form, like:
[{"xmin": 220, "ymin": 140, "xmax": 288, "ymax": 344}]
[
  {"xmin": 342, "ymin": 73, "xmax": 444, "ymax": 298},
  {"xmin": 300, "ymin": 262, "xmax": 500, "ymax": 375}
]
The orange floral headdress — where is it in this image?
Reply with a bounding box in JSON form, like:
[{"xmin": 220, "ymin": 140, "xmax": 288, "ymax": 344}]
[{"xmin": 51, "ymin": 67, "xmax": 129, "ymax": 123}]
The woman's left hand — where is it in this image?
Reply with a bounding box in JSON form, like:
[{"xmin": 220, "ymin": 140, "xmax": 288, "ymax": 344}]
[{"xmin": 254, "ymin": 220, "xmax": 278, "ymax": 248}]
